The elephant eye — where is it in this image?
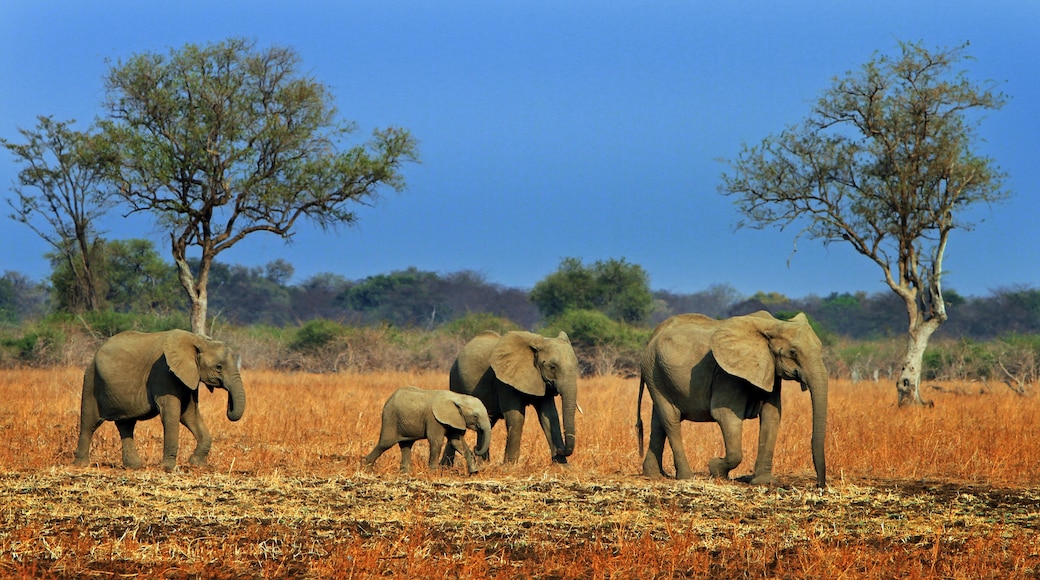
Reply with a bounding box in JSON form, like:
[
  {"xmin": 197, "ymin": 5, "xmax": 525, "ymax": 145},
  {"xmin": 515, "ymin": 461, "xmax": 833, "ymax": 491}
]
[{"xmin": 215, "ymin": 363, "xmax": 224, "ymax": 372}]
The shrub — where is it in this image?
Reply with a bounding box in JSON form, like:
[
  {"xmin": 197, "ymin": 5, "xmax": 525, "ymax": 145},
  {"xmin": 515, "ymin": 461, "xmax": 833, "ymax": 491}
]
[
  {"xmin": 290, "ymin": 319, "xmax": 347, "ymax": 354},
  {"xmin": 437, "ymin": 312, "xmax": 520, "ymax": 339}
]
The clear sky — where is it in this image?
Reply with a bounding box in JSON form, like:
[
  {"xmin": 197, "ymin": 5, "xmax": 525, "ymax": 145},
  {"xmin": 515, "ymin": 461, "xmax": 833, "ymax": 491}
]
[{"xmin": 1, "ymin": 1, "xmax": 1037, "ymax": 299}]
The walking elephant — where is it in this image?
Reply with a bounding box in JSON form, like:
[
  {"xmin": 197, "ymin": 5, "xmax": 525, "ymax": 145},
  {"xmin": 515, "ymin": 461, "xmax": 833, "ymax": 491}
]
[
  {"xmin": 363, "ymin": 386, "xmax": 492, "ymax": 474},
  {"xmin": 73, "ymin": 329, "xmax": 246, "ymax": 472},
  {"xmin": 448, "ymin": 330, "xmax": 578, "ymax": 465},
  {"xmin": 637, "ymin": 312, "xmax": 828, "ymax": 487}
]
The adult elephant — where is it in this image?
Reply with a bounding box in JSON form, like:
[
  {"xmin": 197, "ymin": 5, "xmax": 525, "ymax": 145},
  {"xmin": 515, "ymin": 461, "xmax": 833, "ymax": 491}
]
[
  {"xmin": 637, "ymin": 312, "xmax": 828, "ymax": 487},
  {"xmin": 73, "ymin": 329, "xmax": 246, "ymax": 472},
  {"xmin": 448, "ymin": 330, "xmax": 578, "ymax": 464}
]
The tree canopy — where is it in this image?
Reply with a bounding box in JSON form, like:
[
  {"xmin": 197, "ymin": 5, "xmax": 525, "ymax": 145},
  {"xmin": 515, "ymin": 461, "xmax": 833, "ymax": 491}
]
[
  {"xmin": 719, "ymin": 40, "xmax": 1009, "ymax": 405},
  {"xmin": 100, "ymin": 38, "xmax": 419, "ymax": 334},
  {"xmin": 530, "ymin": 257, "xmax": 653, "ymax": 324}
]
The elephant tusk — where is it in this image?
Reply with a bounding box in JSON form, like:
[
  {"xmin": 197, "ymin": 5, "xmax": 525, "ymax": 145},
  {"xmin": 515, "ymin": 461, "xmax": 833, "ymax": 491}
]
[{"xmin": 576, "ymin": 403, "xmax": 584, "ymax": 415}]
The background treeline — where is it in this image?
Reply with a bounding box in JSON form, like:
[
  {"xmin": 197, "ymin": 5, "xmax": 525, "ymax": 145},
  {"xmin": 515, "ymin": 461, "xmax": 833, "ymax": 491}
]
[{"xmin": 1, "ymin": 241, "xmax": 1038, "ymax": 389}]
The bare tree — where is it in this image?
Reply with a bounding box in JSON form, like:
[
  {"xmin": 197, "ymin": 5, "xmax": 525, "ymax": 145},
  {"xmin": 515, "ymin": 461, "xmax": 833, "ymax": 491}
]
[
  {"xmin": 101, "ymin": 38, "xmax": 418, "ymax": 334},
  {"xmin": 720, "ymin": 41, "xmax": 1009, "ymax": 406},
  {"xmin": 2, "ymin": 117, "xmax": 115, "ymax": 312}
]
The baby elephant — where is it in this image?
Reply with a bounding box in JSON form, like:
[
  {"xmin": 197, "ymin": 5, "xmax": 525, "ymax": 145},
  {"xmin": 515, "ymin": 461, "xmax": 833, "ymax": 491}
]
[{"xmin": 364, "ymin": 387, "xmax": 492, "ymax": 474}]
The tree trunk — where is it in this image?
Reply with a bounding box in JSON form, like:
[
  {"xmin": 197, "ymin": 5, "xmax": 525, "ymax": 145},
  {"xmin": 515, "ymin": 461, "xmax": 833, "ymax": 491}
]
[
  {"xmin": 173, "ymin": 248, "xmax": 210, "ymax": 336},
  {"xmin": 896, "ymin": 318, "xmax": 939, "ymax": 407}
]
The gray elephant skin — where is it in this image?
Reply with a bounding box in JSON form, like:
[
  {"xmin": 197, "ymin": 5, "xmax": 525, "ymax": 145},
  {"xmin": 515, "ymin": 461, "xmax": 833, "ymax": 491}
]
[
  {"xmin": 363, "ymin": 386, "xmax": 492, "ymax": 474},
  {"xmin": 637, "ymin": 312, "xmax": 828, "ymax": 487},
  {"xmin": 73, "ymin": 329, "xmax": 246, "ymax": 472},
  {"xmin": 448, "ymin": 330, "xmax": 578, "ymax": 465}
]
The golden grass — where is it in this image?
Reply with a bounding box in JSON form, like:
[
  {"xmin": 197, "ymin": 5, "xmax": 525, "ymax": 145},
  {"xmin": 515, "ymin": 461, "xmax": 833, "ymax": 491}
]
[{"xmin": 1, "ymin": 368, "xmax": 1038, "ymax": 578}]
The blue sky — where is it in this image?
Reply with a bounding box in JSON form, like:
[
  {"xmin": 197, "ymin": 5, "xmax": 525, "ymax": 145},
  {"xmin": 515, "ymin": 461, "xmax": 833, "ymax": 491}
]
[{"xmin": 1, "ymin": 1, "xmax": 1037, "ymax": 299}]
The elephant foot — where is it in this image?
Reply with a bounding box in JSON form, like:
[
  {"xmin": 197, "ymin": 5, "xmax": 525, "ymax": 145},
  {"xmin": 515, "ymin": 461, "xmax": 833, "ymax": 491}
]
[
  {"xmin": 708, "ymin": 458, "xmax": 733, "ymax": 480},
  {"xmin": 551, "ymin": 454, "xmax": 569, "ymax": 465},
  {"xmin": 73, "ymin": 457, "xmax": 90, "ymax": 468},
  {"xmin": 641, "ymin": 458, "xmax": 666, "ymax": 479},
  {"xmin": 189, "ymin": 455, "xmax": 209, "ymax": 467},
  {"xmin": 161, "ymin": 460, "xmax": 178, "ymax": 473},
  {"xmin": 749, "ymin": 473, "xmax": 778, "ymax": 486}
]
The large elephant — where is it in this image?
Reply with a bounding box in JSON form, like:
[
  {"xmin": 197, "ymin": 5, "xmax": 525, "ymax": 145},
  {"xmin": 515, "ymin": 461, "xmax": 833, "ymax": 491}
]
[
  {"xmin": 637, "ymin": 312, "xmax": 828, "ymax": 487},
  {"xmin": 363, "ymin": 386, "xmax": 492, "ymax": 474},
  {"xmin": 73, "ymin": 329, "xmax": 246, "ymax": 472},
  {"xmin": 448, "ymin": 330, "xmax": 578, "ymax": 464}
]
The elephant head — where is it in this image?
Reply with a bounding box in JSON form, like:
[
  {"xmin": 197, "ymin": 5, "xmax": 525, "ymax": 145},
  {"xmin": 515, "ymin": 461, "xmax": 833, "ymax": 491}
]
[
  {"xmin": 489, "ymin": 331, "xmax": 578, "ymax": 457},
  {"xmin": 433, "ymin": 395, "xmax": 493, "ymax": 458},
  {"xmin": 710, "ymin": 312, "xmax": 828, "ymax": 487},
  {"xmin": 164, "ymin": 330, "xmax": 246, "ymax": 422}
]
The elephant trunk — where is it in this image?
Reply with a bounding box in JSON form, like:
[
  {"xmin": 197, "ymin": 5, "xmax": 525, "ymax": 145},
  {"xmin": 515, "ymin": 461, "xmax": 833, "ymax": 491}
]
[
  {"xmin": 806, "ymin": 370, "xmax": 828, "ymax": 487},
  {"xmin": 224, "ymin": 371, "xmax": 246, "ymax": 422},
  {"xmin": 560, "ymin": 382, "xmax": 577, "ymax": 457},
  {"xmin": 474, "ymin": 415, "xmax": 492, "ymax": 458}
]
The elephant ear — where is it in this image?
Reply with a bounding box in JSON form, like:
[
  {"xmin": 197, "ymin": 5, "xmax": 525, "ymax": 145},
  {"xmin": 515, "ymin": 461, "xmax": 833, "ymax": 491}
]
[
  {"xmin": 433, "ymin": 397, "xmax": 468, "ymax": 431},
  {"xmin": 710, "ymin": 316, "xmax": 775, "ymax": 393},
  {"xmin": 163, "ymin": 330, "xmax": 205, "ymax": 390},
  {"xmin": 490, "ymin": 331, "xmax": 546, "ymax": 397}
]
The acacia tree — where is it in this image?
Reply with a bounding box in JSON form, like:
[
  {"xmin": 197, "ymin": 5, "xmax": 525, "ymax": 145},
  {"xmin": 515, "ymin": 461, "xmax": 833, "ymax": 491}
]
[
  {"xmin": 720, "ymin": 41, "xmax": 1009, "ymax": 406},
  {"xmin": 101, "ymin": 38, "xmax": 418, "ymax": 334},
  {"xmin": 2, "ymin": 117, "xmax": 115, "ymax": 312}
]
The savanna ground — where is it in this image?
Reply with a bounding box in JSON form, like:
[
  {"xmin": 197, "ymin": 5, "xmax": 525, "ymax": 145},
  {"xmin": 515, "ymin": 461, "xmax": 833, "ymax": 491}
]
[{"xmin": 1, "ymin": 368, "xmax": 1038, "ymax": 578}]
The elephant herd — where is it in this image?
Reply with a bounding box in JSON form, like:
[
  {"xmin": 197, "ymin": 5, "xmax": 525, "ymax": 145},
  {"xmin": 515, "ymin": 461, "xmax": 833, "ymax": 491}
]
[{"xmin": 73, "ymin": 311, "xmax": 829, "ymax": 487}]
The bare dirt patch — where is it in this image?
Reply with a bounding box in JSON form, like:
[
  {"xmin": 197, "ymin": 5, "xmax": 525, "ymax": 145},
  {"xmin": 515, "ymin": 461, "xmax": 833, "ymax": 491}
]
[{"xmin": 2, "ymin": 469, "xmax": 1038, "ymax": 578}]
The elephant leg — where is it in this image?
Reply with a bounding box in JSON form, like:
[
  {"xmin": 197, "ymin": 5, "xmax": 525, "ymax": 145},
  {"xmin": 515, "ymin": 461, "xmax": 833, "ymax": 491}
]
[
  {"xmin": 655, "ymin": 403, "xmax": 696, "ymax": 479},
  {"xmin": 641, "ymin": 407, "xmax": 668, "ymax": 478},
  {"xmin": 157, "ymin": 398, "xmax": 183, "ymax": 472},
  {"xmin": 502, "ymin": 408, "xmax": 526, "ymax": 463},
  {"xmin": 363, "ymin": 440, "xmax": 393, "ymax": 468},
  {"xmin": 709, "ymin": 406, "xmax": 745, "ymax": 480},
  {"xmin": 74, "ymin": 365, "xmax": 102, "ymax": 467},
  {"xmin": 750, "ymin": 391, "xmax": 782, "ymax": 485},
  {"xmin": 427, "ymin": 436, "xmax": 445, "ymax": 471},
  {"xmin": 450, "ymin": 435, "xmax": 479, "ymax": 474},
  {"xmin": 115, "ymin": 419, "xmax": 143, "ymax": 469},
  {"xmin": 398, "ymin": 441, "xmax": 415, "ymax": 473},
  {"xmin": 180, "ymin": 395, "xmax": 212, "ymax": 467},
  {"xmin": 534, "ymin": 396, "xmax": 567, "ymax": 463}
]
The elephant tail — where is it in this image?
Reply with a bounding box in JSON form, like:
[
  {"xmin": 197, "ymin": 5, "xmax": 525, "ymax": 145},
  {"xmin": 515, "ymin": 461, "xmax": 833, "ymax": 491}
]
[{"xmin": 636, "ymin": 375, "xmax": 646, "ymax": 458}]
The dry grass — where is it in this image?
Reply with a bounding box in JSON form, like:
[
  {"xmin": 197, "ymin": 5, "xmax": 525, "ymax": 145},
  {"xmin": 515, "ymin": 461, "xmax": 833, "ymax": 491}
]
[{"xmin": 1, "ymin": 368, "xmax": 1038, "ymax": 578}]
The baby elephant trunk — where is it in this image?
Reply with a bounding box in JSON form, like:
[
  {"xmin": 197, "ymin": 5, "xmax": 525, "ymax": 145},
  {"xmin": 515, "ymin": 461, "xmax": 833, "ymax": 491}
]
[
  {"xmin": 473, "ymin": 416, "xmax": 492, "ymax": 457},
  {"xmin": 224, "ymin": 371, "xmax": 246, "ymax": 422}
]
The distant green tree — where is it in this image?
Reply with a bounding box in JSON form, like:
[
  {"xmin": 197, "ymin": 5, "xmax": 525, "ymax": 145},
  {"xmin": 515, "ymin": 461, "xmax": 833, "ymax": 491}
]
[
  {"xmin": 101, "ymin": 239, "xmax": 183, "ymax": 314},
  {"xmin": 342, "ymin": 267, "xmax": 445, "ymax": 327},
  {"xmin": 0, "ymin": 272, "xmax": 48, "ymax": 324},
  {"xmin": 530, "ymin": 257, "xmax": 653, "ymax": 324},
  {"xmin": 720, "ymin": 41, "xmax": 1009, "ymax": 406},
  {"xmin": 205, "ymin": 259, "xmax": 294, "ymax": 326}
]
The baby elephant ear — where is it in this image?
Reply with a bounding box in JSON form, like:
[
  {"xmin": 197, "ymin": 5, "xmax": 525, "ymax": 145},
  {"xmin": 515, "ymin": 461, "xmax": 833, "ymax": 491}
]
[
  {"xmin": 432, "ymin": 397, "xmax": 467, "ymax": 431},
  {"xmin": 164, "ymin": 330, "xmax": 204, "ymax": 390},
  {"xmin": 710, "ymin": 316, "xmax": 775, "ymax": 393}
]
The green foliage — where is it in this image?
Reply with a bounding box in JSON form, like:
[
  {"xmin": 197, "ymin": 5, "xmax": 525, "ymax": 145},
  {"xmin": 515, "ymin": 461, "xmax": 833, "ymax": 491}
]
[
  {"xmin": 541, "ymin": 309, "xmax": 649, "ymax": 351},
  {"xmin": 437, "ymin": 312, "xmax": 520, "ymax": 340},
  {"xmin": 101, "ymin": 239, "xmax": 184, "ymax": 314},
  {"xmin": 0, "ymin": 322, "xmax": 67, "ymax": 364},
  {"xmin": 71, "ymin": 310, "xmax": 189, "ymax": 338},
  {"xmin": 290, "ymin": 319, "xmax": 347, "ymax": 354},
  {"xmin": 343, "ymin": 268, "xmax": 444, "ymax": 327},
  {"xmin": 530, "ymin": 257, "xmax": 653, "ymax": 324}
]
